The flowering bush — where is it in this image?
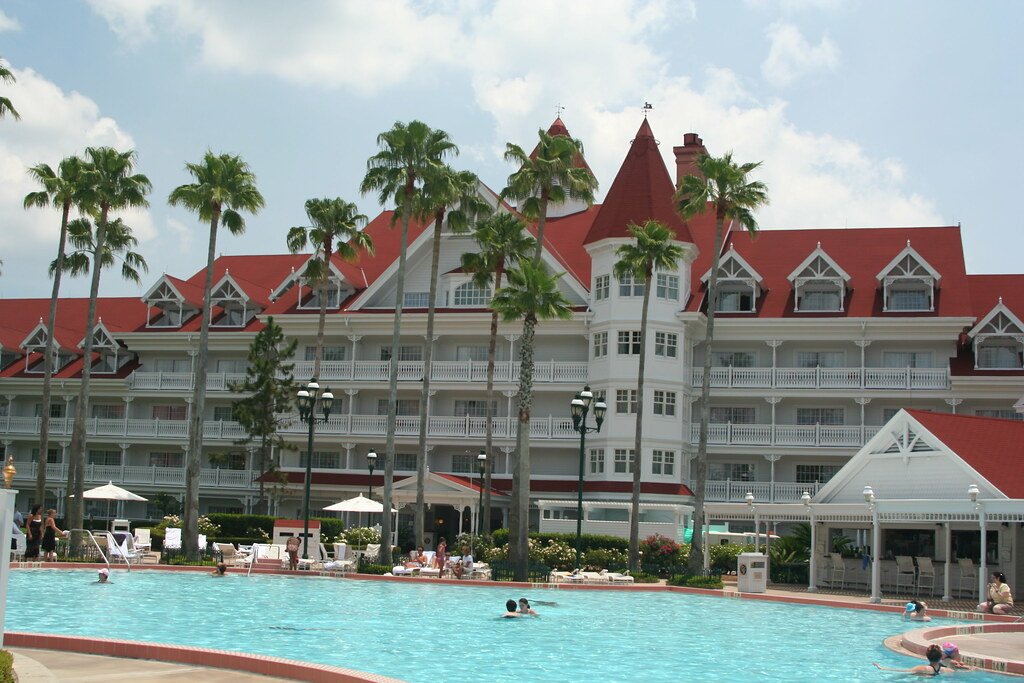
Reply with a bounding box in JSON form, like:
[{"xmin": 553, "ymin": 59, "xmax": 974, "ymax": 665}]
[
  {"xmin": 640, "ymin": 534, "xmax": 683, "ymax": 570},
  {"xmin": 154, "ymin": 514, "xmax": 221, "ymax": 536},
  {"xmin": 539, "ymin": 540, "xmax": 576, "ymax": 570},
  {"xmin": 582, "ymin": 547, "xmax": 628, "ymax": 570},
  {"xmin": 709, "ymin": 543, "xmax": 755, "ymax": 572},
  {"xmin": 342, "ymin": 526, "xmax": 380, "ymax": 547}
]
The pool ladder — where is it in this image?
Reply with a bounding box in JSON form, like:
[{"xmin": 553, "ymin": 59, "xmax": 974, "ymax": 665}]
[{"xmin": 67, "ymin": 529, "xmax": 132, "ymax": 572}]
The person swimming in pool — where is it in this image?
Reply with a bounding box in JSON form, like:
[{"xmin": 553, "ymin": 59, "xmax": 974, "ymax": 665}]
[
  {"xmin": 95, "ymin": 568, "xmax": 110, "ymax": 584},
  {"xmin": 903, "ymin": 600, "xmax": 931, "ymax": 622},
  {"xmin": 501, "ymin": 599, "xmax": 521, "ymax": 618},
  {"xmin": 518, "ymin": 598, "xmax": 538, "ymax": 616},
  {"xmin": 211, "ymin": 562, "xmax": 227, "ymax": 576},
  {"xmin": 873, "ymin": 644, "xmax": 950, "ymax": 676},
  {"xmin": 939, "ymin": 642, "xmax": 969, "ymax": 670}
]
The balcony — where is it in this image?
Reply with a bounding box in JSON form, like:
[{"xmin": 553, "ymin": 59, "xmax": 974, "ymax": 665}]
[
  {"xmin": 129, "ymin": 371, "xmax": 247, "ymax": 391},
  {"xmin": 692, "ymin": 366, "xmax": 949, "ymax": 390},
  {"xmin": 704, "ymin": 479, "xmax": 823, "ymax": 503},
  {"xmin": 0, "ymin": 416, "xmax": 247, "ymax": 441},
  {"xmin": 692, "ymin": 422, "xmax": 878, "ymax": 448},
  {"xmin": 12, "ymin": 462, "xmax": 256, "ymax": 489}
]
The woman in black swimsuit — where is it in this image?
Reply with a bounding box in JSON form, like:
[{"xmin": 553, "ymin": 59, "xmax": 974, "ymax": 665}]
[
  {"xmin": 873, "ymin": 645, "xmax": 949, "ymax": 676},
  {"xmin": 41, "ymin": 508, "xmax": 62, "ymax": 561},
  {"xmin": 24, "ymin": 504, "xmax": 42, "ymax": 560}
]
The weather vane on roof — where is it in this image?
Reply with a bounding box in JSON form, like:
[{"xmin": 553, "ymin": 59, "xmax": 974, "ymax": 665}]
[
  {"xmin": 643, "ymin": 102, "xmax": 653, "ymax": 118},
  {"xmin": 556, "ymin": 103, "xmax": 565, "ymax": 118}
]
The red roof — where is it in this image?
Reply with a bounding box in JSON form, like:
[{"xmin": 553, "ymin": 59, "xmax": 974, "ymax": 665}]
[
  {"xmin": 182, "ymin": 254, "xmax": 309, "ymax": 308},
  {"xmin": 434, "ymin": 472, "xmax": 508, "ymax": 497},
  {"xmin": 907, "ymin": 410, "xmax": 1024, "ymax": 498},
  {"xmin": 584, "ymin": 119, "xmax": 694, "ymax": 245},
  {"xmin": 967, "ymin": 274, "xmax": 1024, "ymax": 323},
  {"xmin": 686, "ymin": 226, "xmax": 974, "ymax": 318},
  {"xmin": 539, "ymin": 205, "xmax": 600, "ymax": 286},
  {"xmin": 529, "ymin": 117, "xmax": 593, "ymax": 175}
]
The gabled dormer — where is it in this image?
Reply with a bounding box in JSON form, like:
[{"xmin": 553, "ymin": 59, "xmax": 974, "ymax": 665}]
[
  {"xmin": 701, "ymin": 247, "xmax": 763, "ymax": 313},
  {"xmin": 209, "ymin": 270, "xmax": 258, "ymax": 327},
  {"xmin": 20, "ymin": 319, "xmax": 75, "ymax": 373},
  {"xmin": 444, "ymin": 268, "xmax": 492, "ymax": 308},
  {"xmin": 289, "ymin": 256, "xmax": 353, "ymax": 311},
  {"xmin": 876, "ymin": 240, "xmax": 941, "ymax": 312},
  {"xmin": 787, "ymin": 242, "xmax": 851, "ymax": 312},
  {"xmin": 142, "ymin": 275, "xmax": 200, "ymax": 328},
  {"xmin": 79, "ymin": 319, "xmax": 130, "ymax": 374},
  {"xmin": 968, "ymin": 298, "xmax": 1024, "ymax": 369}
]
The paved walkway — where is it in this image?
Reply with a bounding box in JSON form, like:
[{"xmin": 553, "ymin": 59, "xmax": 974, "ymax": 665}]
[{"xmin": 11, "ymin": 648, "xmax": 296, "ymax": 682}]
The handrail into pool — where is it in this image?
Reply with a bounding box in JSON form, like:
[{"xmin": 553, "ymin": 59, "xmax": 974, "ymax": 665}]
[
  {"xmin": 67, "ymin": 529, "xmax": 115, "ymax": 571},
  {"xmin": 98, "ymin": 531, "xmax": 132, "ymax": 572}
]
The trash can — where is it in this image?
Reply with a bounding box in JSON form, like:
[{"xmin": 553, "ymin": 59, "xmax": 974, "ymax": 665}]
[{"xmin": 737, "ymin": 552, "xmax": 768, "ymax": 593}]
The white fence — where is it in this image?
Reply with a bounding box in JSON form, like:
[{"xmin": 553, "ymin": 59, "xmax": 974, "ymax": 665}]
[
  {"xmin": 11, "ymin": 462, "xmax": 255, "ymax": 489},
  {"xmin": 704, "ymin": 480, "xmax": 823, "ymax": 503},
  {"xmin": 693, "ymin": 422, "xmax": 878, "ymax": 447},
  {"xmin": 692, "ymin": 366, "xmax": 949, "ymax": 390}
]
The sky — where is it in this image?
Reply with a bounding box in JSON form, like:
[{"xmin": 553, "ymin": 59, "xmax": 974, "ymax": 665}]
[{"xmin": 0, "ymin": 0, "xmax": 1021, "ymax": 299}]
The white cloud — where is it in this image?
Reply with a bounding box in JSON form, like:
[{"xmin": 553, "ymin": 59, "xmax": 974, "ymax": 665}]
[
  {"xmin": 166, "ymin": 217, "xmax": 194, "ymax": 254},
  {"xmin": 0, "ymin": 9, "xmax": 20, "ymax": 32},
  {"xmin": 0, "ymin": 68, "xmax": 156, "ymax": 298},
  {"xmin": 761, "ymin": 22, "xmax": 840, "ymax": 87}
]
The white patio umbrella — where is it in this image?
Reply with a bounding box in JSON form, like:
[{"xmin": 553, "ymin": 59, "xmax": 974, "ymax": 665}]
[
  {"xmin": 323, "ymin": 494, "xmax": 396, "ymax": 529},
  {"xmin": 72, "ymin": 481, "xmax": 148, "ymax": 528}
]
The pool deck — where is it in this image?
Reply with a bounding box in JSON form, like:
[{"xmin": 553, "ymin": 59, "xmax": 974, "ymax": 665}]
[{"xmin": 9, "ymin": 562, "xmax": 1023, "ymax": 680}]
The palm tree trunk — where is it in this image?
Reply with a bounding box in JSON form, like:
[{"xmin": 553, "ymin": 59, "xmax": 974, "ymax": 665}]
[
  {"xmin": 482, "ymin": 260, "xmax": 505, "ymax": 534},
  {"xmin": 415, "ymin": 209, "xmax": 445, "ymax": 546},
  {"xmin": 687, "ymin": 208, "xmax": 727, "ymax": 573},
  {"xmin": 185, "ymin": 208, "xmax": 220, "ymax": 554},
  {"xmin": 37, "ymin": 201, "xmax": 71, "ymax": 504},
  {"xmin": 382, "ymin": 184, "xmax": 415, "ymax": 562},
  {"xmin": 531, "ymin": 190, "xmax": 549, "ymax": 263},
  {"xmin": 629, "ymin": 265, "xmax": 653, "ymax": 571},
  {"xmin": 512, "ymin": 313, "xmax": 537, "ymax": 581},
  {"xmin": 67, "ymin": 206, "xmax": 109, "ymax": 539}
]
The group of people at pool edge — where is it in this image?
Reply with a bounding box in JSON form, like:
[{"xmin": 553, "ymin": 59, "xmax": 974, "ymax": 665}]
[
  {"xmin": 396, "ymin": 539, "xmax": 478, "ymax": 578},
  {"xmin": 875, "ymin": 643, "xmax": 970, "ymax": 675}
]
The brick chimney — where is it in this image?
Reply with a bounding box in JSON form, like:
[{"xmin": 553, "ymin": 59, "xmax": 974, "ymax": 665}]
[{"xmin": 673, "ymin": 132, "xmax": 707, "ymax": 187}]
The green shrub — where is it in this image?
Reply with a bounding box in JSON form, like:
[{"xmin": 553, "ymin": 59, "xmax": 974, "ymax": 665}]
[
  {"xmin": 639, "ymin": 535, "xmax": 684, "ymax": 570},
  {"xmin": 0, "ymin": 649, "xmax": 13, "ymax": 683},
  {"xmin": 685, "ymin": 575, "xmax": 723, "ymax": 589},
  {"xmin": 343, "ymin": 527, "xmax": 380, "ymax": 547},
  {"xmin": 313, "ymin": 517, "xmax": 345, "ymax": 544},
  {"xmin": 630, "ymin": 571, "xmax": 661, "ymax": 583},
  {"xmin": 708, "ymin": 543, "xmax": 755, "ymax": 572},
  {"xmin": 582, "ymin": 547, "xmax": 628, "ymax": 571},
  {"xmin": 204, "ymin": 513, "xmax": 274, "ymax": 538},
  {"xmin": 489, "ymin": 529, "xmax": 627, "ymax": 553}
]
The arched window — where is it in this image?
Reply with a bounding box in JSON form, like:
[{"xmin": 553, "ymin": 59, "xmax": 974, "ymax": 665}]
[{"xmin": 453, "ymin": 281, "xmax": 492, "ymax": 307}]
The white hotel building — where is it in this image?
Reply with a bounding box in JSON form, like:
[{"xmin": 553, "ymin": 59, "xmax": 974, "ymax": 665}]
[{"xmin": 1, "ymin": 118, "xmax": 1022, "ymax": 543}]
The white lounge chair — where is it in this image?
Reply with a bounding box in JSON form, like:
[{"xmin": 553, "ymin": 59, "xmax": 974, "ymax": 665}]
[
  {"xmin": 580, "ymin": 571, "xmax": 609, "ymax": 584},
  {"xmin": 915, "ymin": 557, "xmax": 936, "ymax": 595},
  {"xmin": 605, "ymin": 571, "xmax": 634, "ymax": 584},
  {"xmin": 829, "ymin": 553, "xmax": 847, "ymax": 589},
  {"xmin": 109, "ymin": 532, "xmax": 144, "ymax": 564},
  {"xmin": 163, "ymin": 527, "xmax": 182, "ymax": 550},
  {"xmin": 957, "ymin": 558, "xmax": 977, "ymax": 597},
  {"xmin": 419, "ymin": 551, "xmax": 441, "ymax": 577},
  {"xmin": 363, "ymin": 544, "xmax": 382, "ymax": 563},
  {"xmin": 216, "ymin": 542, "xmax": 250, "ymax": 567},
  {"xmin": 134, "ymin": 528, "xmax": 152, "ymax": 552}
]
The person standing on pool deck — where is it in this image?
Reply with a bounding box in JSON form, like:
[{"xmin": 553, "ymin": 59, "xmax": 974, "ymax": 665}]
[
  {"xmin": 24, "ymin": 505, "xmax": 42, "ymax": 560},
  {"xmin": 435, "ymin": 537, "xmax": 447, "ymax": 570},
  {"xmin": 41, "ymin": 509, "xmax": 62, "ymax": 561},
  {"xmin": 285, "ymin": 536, "xmax": 300, "ymax": 571},
  {"xmin": 977, "ymin": 571, "xmax": 1014, "ymax": 614}
]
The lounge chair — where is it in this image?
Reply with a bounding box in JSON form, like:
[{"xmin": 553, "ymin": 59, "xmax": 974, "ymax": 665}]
[
  {"xmin": 818, "ymin": 553, "xmax": 832, "ymax": 588},
  {"xmin": 363, "ymin": 543, "xmax": 382, "ymax": 564},
  {"xmin": 109, "ymin": 532, "xmax": 144, "ymax": 564},
  {"xmin": 894, "ymin": 555, "xmax": 916, "ymax": 594},
  {"xmin": 580, "ymin": 571, "xmax": 609, "ymax": 584},
  {"xmin": 829, "ymin": 553, "xmax": 847, "ymax": 589},
  {"xmin": 163, "ymin": 528, "xmax": 182, "ymax": 550},
  {"xmin": 957, "ymin": 558, "xmax": 977, "ymax": 597},
  {"xmin": 469, "ymin": 562, "xmax": 491, "ymax": 580},
  {"xmin": 418, "ymin": 551, "xmax": 440, "ymax": 577},
  {"xmin": 915, "ymin": 557, "xmax": 936, "ymax": 595},
  {"xmin": 134, "ymin": 528, "xmax": 152, "ymax": 552},
  {"xmin": 605, "ymin": 571, "xmax": 634, "ymax": 584},
  {"xmin": 216, "ymin": 542, "xmax": 250, "ymax": 567}
]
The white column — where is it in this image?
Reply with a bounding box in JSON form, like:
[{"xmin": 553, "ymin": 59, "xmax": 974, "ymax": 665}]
[
  {"xmin": 457, "ymin": 506, "xmax": 464, "ymax": 534},
  {"xmin": 870, "ymin": 508, "xmax": 882, "ymax": 603},
  {"xmin": 0, "ymin": 489, "xmax": 16, "ymax": 647},
  {"xmin": 766, "ymin": 340, "xmax": 782, "ymax": 388},
  {"xmin": 808, "ymin": 513, "xmax": 818, "ymax": 592},
  {"xmin": 978, "ymin": 506, "xmax": 987, "ymax": 603},
  {"xmin": 942, "ymin": 522, "xmax": 952, "ymax": 602},
  {"xmin": 945, "ymin": 398, "xmax": 962, "ymax": 415},
  {"xmin": 855, "ymin": 340, "xmax": 871, "ymax": 389},
  {"xmin": 763, "ymin": 454, "xmax": 780, "ymax": 502},
  {"xmin": 347, "ymin": 335, "xmax": 361, "ymax": 380}
]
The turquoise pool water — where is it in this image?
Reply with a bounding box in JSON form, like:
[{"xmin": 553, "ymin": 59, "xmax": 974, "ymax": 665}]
[{"xmin": 4, "ymin": 570, "xmax": 1006, "ymax": 682}]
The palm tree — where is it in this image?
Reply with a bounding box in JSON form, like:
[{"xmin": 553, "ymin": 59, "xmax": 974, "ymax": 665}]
[
  {"xmin": 23, "ymin": 155, "xmax": 94, "ymax": 504},
  {"xmin": 460, "ymin": 213, "xmax": 534, "ymax": 532},
  {"xmin": 613, "ymin": 220, "xmax": 686, "ymax": 571},
  {"xmin": 411, "ymin": 166, "xmax": 489, "ymax": 545},
  {"xmin": 501, "ymin": 128, "xmax": 597, "ymax": 263},
  {"xmin": 360, "ymin": 121, "xmax": 457, "ymax": 560},
  {"xmin": 168, "ymin": 151, "xmax": 264, "ymax": 553},
  {"xmin": 675, "ymin": 152, "xmax": 768, "ymax": 573},
  {"xmin": 61, "ymin": 216, "xmax": 148, "ymax": 535},
  {"xmin": 490, "ymin": 261, "xmax": 573, "ymax": 579},
  {"xmin": 64, "ymin": 147, "xmax": 150, "ymax": 535},
  {"xmin": 286, "ymin": 197, "xmax": 373, "ymax": 380},
  {"xmin": 0, "ymin": 57, "xmax": 19, "ymax": 120}
]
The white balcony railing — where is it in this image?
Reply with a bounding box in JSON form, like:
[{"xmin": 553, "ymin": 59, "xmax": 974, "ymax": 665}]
[
  {"xmin": 692, "ymin": 422, "xmax": 876, "ymax": 448},
  {"xmin": 11, "ymin": 462, "xmax": 256, "ymax": 489},
  {"xmin": 129, "ymin": 371, "xmax": 248, "ymax": 391},
  {"xmin": 692, "ymin": 366, "xmax": 949, "ymax": 390},
  {"xmin": 704, "ymin": 480, "xmax": 823, "ymax": 503}
]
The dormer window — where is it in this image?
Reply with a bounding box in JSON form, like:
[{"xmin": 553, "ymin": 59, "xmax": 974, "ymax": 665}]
[
  {"xmin": 298, "ymin": 279, "xmax": 342, "ymax": 309},
  {"xmin": 142, "ymin": 276, "xmax": 199, "ymax": 328},
  {"xmin": 20, "ymin": 321, "xmax": 74, "ymax": 373},
  {"xmin": 968, "ymin": 299, "xmax": 1024, "ymax": 370},
  {"xmin": 210, "ymin": 272, "xmax": 258, "ymax": 327},
  {"xmin": 452, "ymin": 281, "xmax": 491, "ymax": 307},
  {"xmin": 788, "ymin": 244, "xmax": 850, "ymax": 313},
  {"xmin": 81, "ymin": 322, "xmax": 130, "ymax": 375},
  {"xmin": 702, "ymin": 248, "xmax": 763, "ymax": 314},
  {"xmin": 877, "ymin": 241, "xmax": 940, "ymax": 313}
]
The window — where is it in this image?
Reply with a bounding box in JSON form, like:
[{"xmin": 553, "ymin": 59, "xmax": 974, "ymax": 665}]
[
  {"xmin": 303, "ymin": 282, "xmax": 340, "ymax": 309},
  {"xmin": 795, "ymin": 351, "xmax": 844, "ymax": 368},
  {"xmin": 710, "ymin": 407, "xmax": 755, "ymax": 424},
  {"xmin": 613, "ymin": 449, "xmax": 635, "ymax": 473},
  {"xmin": 708, "ymin": 463, "xmax": 753, "ymax": 481},
  {"xmin": 712, "ymin": 351, "xmax": 755, "ymax": 367},
  {"xmin": 887, "ymin": 287, "xmax": 930, "ymax": 311},
  {"xmin": 454, "ymin": 400, "xmax": 496, "ymax": 417},
  {"xmin": 884, "ymin": 529, "xmax": 935, "ymax": 558},
  {"xmin": 305, "ymin": 346, "xmax": 347, "ymax": 361},
  {"xmin": 34, "ymin": 403, "xmax": 65, "ymax": 419},
  {"xmin": 952, "ymin": 530, "xmax": 999, "ymax": 564},
  {"xmin": 977, "ymin": 344, "xmax": 1022, "ymax": 369},
  {"xmin": 299, "ymin": 451, "xmax": 340, "ymax": 469},
  {"xmin": 451, "ymin": 453, "xmax": 476, "ymax": 473},
  {"xmin": 395, "ymin": 453, "xmax": 417, "ymax": 471},
  {"xmin": 149, "ymin": 451, "xmax": 184, "ymax": 468},
  {"xmin": 589, "ymin": 448, "xmax": 605, "ymax": 474},
  {"xmin": 882, "ymin": 351, "xmax": 933, "ymax": 368},
  {"xmin": 453, "ymin": 282, "xmax": 492, "ymax": 307},
  {"xmin": 618, "ymin": 274, "xmax": 644, "ymax": 297},
  {"xmin": 152, "ymin": 308, "xmax": 183, "ymax": 327},
  {"xmin": 380, "ymin": 346, "xmax": 423, "ymax": 362},
  {"xmin": 152, "ymin": 405, "xmax": 187, "ymax": 421},
  {"xmin": 30, "ymin": 448, "xmax": 62, "ymax": 464},
  {"xmin": 653, "ymin": 391, "xmax": 676, "ymax": 416},
  {"xmin": 592, "ymin": 332, "xmax": 608, "ymax": 359},
  {"xmin": 213, "ymin": 406, "xmax": 239, "ymax": 421},
  {"xmin": 0, "ymin": 404, "xmax": 7, "ymax": 418},
  {"xmin": 881, "ymin": 408, "xmax": 901, "ymax": 423},
  {"xmin": 91, "ymin": 404, "xmax": 125, "ymax": 420},
  {"xmin": 594, "ymin": 275, "xmax": 610, "ymax": 301},
  {"xmin": 795, "ymin": 464, "xmax": 842, "ymax": 484},
  {"xmin": 796, "ymin": 407, "xmax": 844, "ymax": 425},
  {"xmin": 617, "ymin": 331, "xmax": 641, "ymax": 355},
  {"xmin": 799, "ymin": 289, "xmax": 841, "ymax": 311},
  {"xmin": 716, "ymin": 289, "xmax": 754, "ymax": 312},
  {"xmin": 975, "ymin": 409, "xmax": 1024, "ymax": 421},
  {"xmin": 216, "ymin": 359, "xmax": 247, "ymax": 373},
  {"xmin": 456, "ymin": 346, "xmax": 488, "ymax": 362},
  {"xmin": 654, "ymin": 332, "xmax": 677, "ymax": 358},
  {"xmin": 652, "ymin": 450, "xmax": 675, "ymax": 475},
  {"xmin": 93, "ymin": 353, "xmax": 120, "ymax": 374},
  {"xmin": 376, "ymin": 399, "xmax": 419, "ymax": 416},
  {"xmin": 150, "ymin": 358, "xmax": 190, "ymax": 373},
  {"xmin": 404, "ymin": 292, "xmax": 430, "ymax": 308},
  {"xmin": 88, "ymin": 449, "xmax": 121, "ymax": 467},
  {"xmin": 656, "ymin": 273, "xmax": 679, "ymax": 300},
  {"xmin": 616, "ymin": 389, "xmax": 638, "ymax": 414}
]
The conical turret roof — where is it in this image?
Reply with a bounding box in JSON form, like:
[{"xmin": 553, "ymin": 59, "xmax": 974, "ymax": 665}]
[
  {"xmin": 583, "ymin": 119, "xmax": 693, "ymax": 244},
  {"xmin": 529, "ymin": 117, "xmax": 593, "ymax": 173}
]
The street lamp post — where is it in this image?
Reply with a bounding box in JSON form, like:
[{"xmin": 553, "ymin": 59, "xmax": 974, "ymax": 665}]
[
  {"xmin": 570, "ymin": 385, "xmax": 606, "ymax": 570},
  {"xmin": 297, "ymin": 379, "xmax": 334, "ymax": 560},
  {"xmin": 365, "ymin": 450, "xmax": 377, "ymax": 529},
  {"xmin": 476, "ymin": 449, "xmax": 487, "ymax": 536}
]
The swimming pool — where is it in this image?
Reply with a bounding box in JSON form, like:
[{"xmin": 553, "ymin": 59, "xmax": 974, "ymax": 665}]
[{"xmin": 4, "ymin": 570, "xmax": 1007, "ymax": 682}]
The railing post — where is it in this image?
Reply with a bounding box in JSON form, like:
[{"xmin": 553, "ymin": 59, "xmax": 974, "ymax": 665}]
[
  {"xmin": 727, "ymin": 365, "xmax": 733, "ymax": 387},
  {"xmin": 548, "ymin": 415, "xmax": 553, "ymax": 437},
  {"xmin": 816, "ymin": 365, "xmax": 821, "ymax": 388},
  {"xmin": 727, "ymin": 421, "xmax": 732, "ymax": 444},
  {"xmin": 906, "ymin": 367, "xmax": 911, "ymax": 390},
  {"xmin": 816, "ymin": 422, "xmax": 821, "ymax": 446}
]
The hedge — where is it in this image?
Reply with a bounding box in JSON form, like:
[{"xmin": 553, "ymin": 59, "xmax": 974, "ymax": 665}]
[
  {"xmin": 0, "ymin": 650, "xmax": 11, "ymax": 683},
  {"xmin": 491, "ymin": 529, "xmax": 629, "ymax": 552}
]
